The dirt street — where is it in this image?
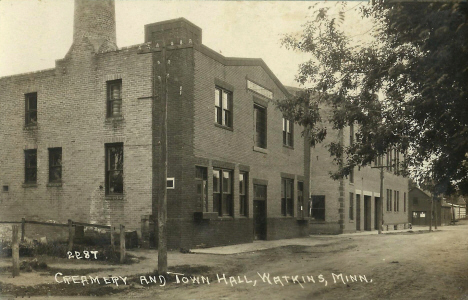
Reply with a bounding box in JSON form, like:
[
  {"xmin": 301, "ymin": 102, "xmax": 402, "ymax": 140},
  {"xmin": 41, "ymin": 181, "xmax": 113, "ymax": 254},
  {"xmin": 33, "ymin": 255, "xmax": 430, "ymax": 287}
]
[
  {"xmin": 1, "ymin": 221, "xmax": 468, "ymax": 300},
  {"xmin": 126, "ymin": 222, "xmax": 468, "ymax": 300}
]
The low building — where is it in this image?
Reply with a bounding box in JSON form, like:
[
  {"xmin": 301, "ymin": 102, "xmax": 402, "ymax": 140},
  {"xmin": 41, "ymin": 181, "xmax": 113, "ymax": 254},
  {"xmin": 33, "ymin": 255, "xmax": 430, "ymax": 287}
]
[
  {"xmin": 408, "ymin": 187, "xmax": 452, "ymax": 226},
  {"xmin": 0, "ymin": 0, "xmax": 309, "ymax": 249}
]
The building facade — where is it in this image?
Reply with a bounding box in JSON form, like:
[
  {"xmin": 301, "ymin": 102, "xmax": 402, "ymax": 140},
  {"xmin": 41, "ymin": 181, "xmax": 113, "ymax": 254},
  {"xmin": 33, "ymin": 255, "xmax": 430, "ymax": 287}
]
[
  {"xmin": 0, "ymin": 0, "xmax": 310, "ymax": 249},
  {"xmin": 306, "ymin": 105, "xmax": 409, "ymax": 234}
]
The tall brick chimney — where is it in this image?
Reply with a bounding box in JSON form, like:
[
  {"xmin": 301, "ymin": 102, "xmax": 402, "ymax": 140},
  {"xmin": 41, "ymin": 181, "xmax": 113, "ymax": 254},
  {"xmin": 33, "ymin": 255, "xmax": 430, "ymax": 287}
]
[{"xmin": 69, "ymin": 0, "xmax": 117, "ymax": 54}]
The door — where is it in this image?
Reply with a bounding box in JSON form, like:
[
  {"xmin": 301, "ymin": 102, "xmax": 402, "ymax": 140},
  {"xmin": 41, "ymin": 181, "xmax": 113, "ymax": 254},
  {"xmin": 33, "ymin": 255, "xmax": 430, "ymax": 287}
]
[
  {"xmin": 356, "ymin": 194, "xmax": 361, "ymax": 231},
  {"xmin": 412, "ymin": 211, "xmax": 426, "ymax": 225},
  {"xmin": 364, "ymin": 195, "xmax": 372, "ymax": 231},
  {"xmin": 253, "ymin": 184, "xmax": 267, "ymax": 240}
]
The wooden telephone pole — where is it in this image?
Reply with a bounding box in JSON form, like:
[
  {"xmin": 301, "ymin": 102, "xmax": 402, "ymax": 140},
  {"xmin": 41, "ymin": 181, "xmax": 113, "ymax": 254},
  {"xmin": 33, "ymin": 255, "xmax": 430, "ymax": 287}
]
[
  {"xmin": 138, "ymin": 37, "xmax": 194, "ymax": 276},
  {"xmin": 371, "ymin": 163, "xmax": 395, "ymax": 234},
  {"xmin": 371, "ymin": 165, "xmax": 385, "ymax": 234}
]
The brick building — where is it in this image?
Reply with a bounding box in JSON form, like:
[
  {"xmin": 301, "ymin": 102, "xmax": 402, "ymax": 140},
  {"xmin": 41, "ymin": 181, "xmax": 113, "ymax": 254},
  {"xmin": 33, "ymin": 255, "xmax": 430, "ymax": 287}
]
[
  {"xmin": 292, "ymin": 97, "xmax": 410, "ymax": 234},
  {"xmin": 0, "ymin": 0, "xmax": 310, "ymax": 249}
]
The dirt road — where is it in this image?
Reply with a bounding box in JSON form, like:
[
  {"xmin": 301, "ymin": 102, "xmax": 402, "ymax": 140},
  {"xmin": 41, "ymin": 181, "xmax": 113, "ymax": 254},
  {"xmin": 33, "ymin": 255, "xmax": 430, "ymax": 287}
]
[
  {"xmin": 1, "ymin": 222, "xmax": 467, "ymax": 299},
  {"xmin": 125, "ymin": 222, "xmax": 468, "ymax": 300}
]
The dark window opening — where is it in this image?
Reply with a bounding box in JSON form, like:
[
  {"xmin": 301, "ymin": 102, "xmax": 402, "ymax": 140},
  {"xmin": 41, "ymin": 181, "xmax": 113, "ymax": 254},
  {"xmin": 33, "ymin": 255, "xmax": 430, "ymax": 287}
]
[
  {"xmin": 239, "ymin": 172, "xmax": 248, "ymax": 216},
  {"xmin": 107, "ymin": 80, "xmax": 122, "ymax": 117},
  {"xmin": 349, "ymin": 192, "xmax": 354, "ymax": 220},
  {"xmin": 281, "ymin": 178, "xmax": 294, "ymax": 216},
  {"xmin": 48, "ymin": 148, "xmax": 62, "ymax": 183},
  {"xmin": 105, "ymin": 143, "xmax": 123, "ymax": 195},
  {"xmin": 311, "ymin": 195, "xmax": 325, "ymax": 221},
  {"xmin": 213, "ymin": 168, "xmax": 233, "ymax": 216},
  {"xmin": 254, "ymin": 105, "xmax": 267, "ymax": 148},
  {"xmin": 25, "ymin": 92, "xmax": 37, "ymax": 125},
  {"xmin": 24, "ymin": 149, "xmax": 37, "ymax": 184},
  {"xmin": 282, "ymin": 117, "xmax": 293, "ymax": 147},
  {"xmin": 196, "ymin": 166, "xmax": 208, "ymax": 212},
  {"xmin": 215, "ymin": 87, "xmax": 232, "ymax": 128}
]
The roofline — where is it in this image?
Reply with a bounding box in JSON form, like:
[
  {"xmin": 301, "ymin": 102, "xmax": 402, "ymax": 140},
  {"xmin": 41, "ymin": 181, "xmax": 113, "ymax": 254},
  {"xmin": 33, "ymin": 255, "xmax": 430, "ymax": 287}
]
[{"xmin": 196, "ymin": 44, "xmax": 291, "ymax": 98}]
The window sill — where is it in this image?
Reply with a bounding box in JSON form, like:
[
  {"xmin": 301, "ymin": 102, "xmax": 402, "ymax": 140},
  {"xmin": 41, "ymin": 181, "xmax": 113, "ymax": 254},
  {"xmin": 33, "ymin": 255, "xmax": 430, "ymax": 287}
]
[
  {"xmin": 23, "ymin": 124, "xmax": 38, "ymax": 130},
  {"xmin": 309, "ymin": 219, "xmax": 326, "ymax": 224},
  {"xmin": 349, "ymin": 220, "xmax": 355, "ymax": 223},
  {"xmin": 105, "ymin": 116, "xmax": 124, "ymax": 123},
  {"xmin": 214, "ymin": 123, "xmax": 233, "ymax": 131},
  {"xmin": 105, "ymin": 195, "xmax": 124, "ymax": 200},
  {"xmin": 282, "ymin": 145, "xmax": 294, "ymax": 150},
  {"xmin": 22, "ymin": 183, "xmax": 38, "ymax": 188},
  {"xmin": 253, "ymin": 146, "xmax": 268, "ymax": 154},
  {"xmin": 47, "ymin": 182, "xmax": 63, "ymax": 187}
]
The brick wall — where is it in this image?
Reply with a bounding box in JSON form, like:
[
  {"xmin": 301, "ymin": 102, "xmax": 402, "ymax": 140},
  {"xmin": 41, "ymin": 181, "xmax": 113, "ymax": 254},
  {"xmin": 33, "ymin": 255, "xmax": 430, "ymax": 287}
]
[{"xmin": 0, "ymin": 44, "xmax": 153, "ymax": 237}]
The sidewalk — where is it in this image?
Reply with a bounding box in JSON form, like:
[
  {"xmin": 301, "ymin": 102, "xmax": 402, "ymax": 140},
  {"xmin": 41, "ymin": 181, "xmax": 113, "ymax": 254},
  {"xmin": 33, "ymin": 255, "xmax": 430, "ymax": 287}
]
[{"xmin": 190, "ymin": 227, "xmax": 424, "ymax": 255}]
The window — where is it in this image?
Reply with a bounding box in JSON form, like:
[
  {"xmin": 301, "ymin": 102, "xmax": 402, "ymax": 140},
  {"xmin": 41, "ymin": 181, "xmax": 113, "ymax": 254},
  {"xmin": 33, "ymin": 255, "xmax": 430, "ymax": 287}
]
[
  {"xmin": 297, "ymin": 181, "xmax": 304, "ymax": 216},
  {"xmin": 282, "ymin": 117, "xmax": 293, "ymax": 147},
  {"xmin": 349, "ymin": 192, "xmax": 354, "ymax": 220},
  {"xmin": 281, "ymin": 178, "xmax": 294, "ymax": 216},
  {"xmin": 196, "ymin": 167, "xmax": 208, "ymax": 212},
  {"xmin": 394, "ymin": 190, "xmax": 397, "ymax": 211},
  {"xmin": 389, "ymin": 189, "xmax": 393, "ymax": 211},
  {"xmin": 386, "ymin": 189, "xmax": 393, "ymax": 211},
  {"xmin": 215, "ymin": 87, "xmax": 232, "ymax": 127},
  {"xmin": 48, "ymin": 148, "xmax": 62, "ymax": 183},
  {"xmin": 349, "ymin": 168, "xmax": 354, "ymax": 184},
  {"xmin": 24, "ymin": 149, "xmax": 37, "ymax": 184},
  {"xmin": 213, "ymin": 169, "xmax": 233, "ymax": 216},
  {"xmin": 389, "ymin": 150, "xmax": 393, "ymax": 172},
  {"xmin": 254, "ymin": 105, "xmax": 267, "ymax": 148},
  {"xmin": 239, "ymin": 172, "xmax": 248, "ymax": 216},
  {"xmin": 25, "ymin": 92, "xmax": 37, "ymax": 125},
  {"xmin": 349, "ymin": 124, "xmax": 354, "ymax": 145},
  {"xmin": 396, "ymin": 191, "xmax": 400, "ymax": 212},
  {"xmin": 413, "ymin": 197, "xmax": 419, "ymax": 205},
  {"xmin": 404, "ymin": 192, "xmax": 407, "ymax": 212},
  {"xmin": 311, "ymin": 195, "xmax": 325, "ymax": 221},
  {"xmin": 105, "ymin": 143, "xmax": 123, "ymax": 195},
  {"xmin": 107, "ymin": 80, "xmax": 122, "ymax": 117}
]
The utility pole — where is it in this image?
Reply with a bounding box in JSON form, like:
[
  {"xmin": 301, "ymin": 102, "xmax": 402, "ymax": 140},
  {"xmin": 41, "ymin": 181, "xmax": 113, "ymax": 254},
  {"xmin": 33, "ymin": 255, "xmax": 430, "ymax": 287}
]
[
  {"xmin": 138, "ymin": 37, "xmax": 194, "ymax": 276},
  {"xmin": 429, "ymin": 193, "xmax": 433, "ymax": 232},
  {"xmin": 371, "ymin": 165, "xmax": 386, "ymax": 234}
]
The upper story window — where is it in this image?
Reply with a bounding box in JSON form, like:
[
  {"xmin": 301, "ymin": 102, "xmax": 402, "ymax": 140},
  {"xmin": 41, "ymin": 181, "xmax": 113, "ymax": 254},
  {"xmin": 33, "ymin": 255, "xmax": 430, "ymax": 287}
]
[
  {"xmin": 283, "ymin": 117, "xmax": 293, "ymax": 147},
  {"xmin": 48, "ymin": 148, "xmax": 62, "ymax": 183},
  {"xmin": 105, "ymin": 143, "xmax": 123, "ymax": 195},
  {"xmin": 254, "ymin": 105, "xmax": 267, "ymax": 149},
  {"xmin": 213, "ymin": 168, "xmax": 233, "ymax": 216},
  {"xmin": 107, "ymin": 80, "xmax": 122, "ymax": 117},
  {"xmin": 281, "ymin": 178, "xmax": 294, "ymax": 216},
  {"xmin": 247, "ymin": 80, "xmax": 273, "ymax": 99},
  {"xmin": 215, "ymin": 87, "xmax": 232, "ymax": 128},
  {"xmin": 24, "ymin": 149, "xmax": 37, "ymax": 184},
  {"xmin": 25, "ymin": 92, "xmax": 37, "ymax": 125}
]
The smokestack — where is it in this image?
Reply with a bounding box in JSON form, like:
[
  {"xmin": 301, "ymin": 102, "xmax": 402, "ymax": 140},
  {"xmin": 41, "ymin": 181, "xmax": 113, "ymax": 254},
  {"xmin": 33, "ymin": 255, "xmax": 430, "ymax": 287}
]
[{"xmin": 70, "ymin": 0, "xmax": 117, "ymax": 53}]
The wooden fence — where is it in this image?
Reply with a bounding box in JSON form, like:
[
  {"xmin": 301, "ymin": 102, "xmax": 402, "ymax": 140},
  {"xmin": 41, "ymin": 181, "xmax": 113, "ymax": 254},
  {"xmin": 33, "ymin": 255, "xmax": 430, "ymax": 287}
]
[{"xmin": 0, "ymin": 218, "xmax": 127, "ymax": 277}]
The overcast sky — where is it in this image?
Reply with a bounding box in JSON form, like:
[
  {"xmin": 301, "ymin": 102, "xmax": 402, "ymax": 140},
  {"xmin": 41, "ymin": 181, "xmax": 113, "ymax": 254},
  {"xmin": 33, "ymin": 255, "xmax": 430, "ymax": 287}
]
[{"xmin": 0, "ymin": 0, "xmax": 372, "ymax": 87}]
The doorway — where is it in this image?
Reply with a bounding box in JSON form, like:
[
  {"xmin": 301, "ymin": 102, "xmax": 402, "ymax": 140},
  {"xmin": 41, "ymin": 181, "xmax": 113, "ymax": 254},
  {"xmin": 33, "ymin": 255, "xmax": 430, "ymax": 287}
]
[
  {"xmin": 364, "ymin": 195, "xmax": 372, "ymax": 231},
  {"xmin": 356, "ymin": 194, "xmax": 361, "ymax": 231},
  {"xmin": 253, "ymin": 184, "xmax": 267, "ymax": 240}
]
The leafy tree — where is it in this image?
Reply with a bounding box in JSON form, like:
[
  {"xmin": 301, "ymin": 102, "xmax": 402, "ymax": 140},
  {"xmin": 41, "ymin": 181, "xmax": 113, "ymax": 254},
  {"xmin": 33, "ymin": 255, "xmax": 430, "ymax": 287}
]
[{"xmin": 279, "ymin": 2, "xmax": 468, "ymax": 195}]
